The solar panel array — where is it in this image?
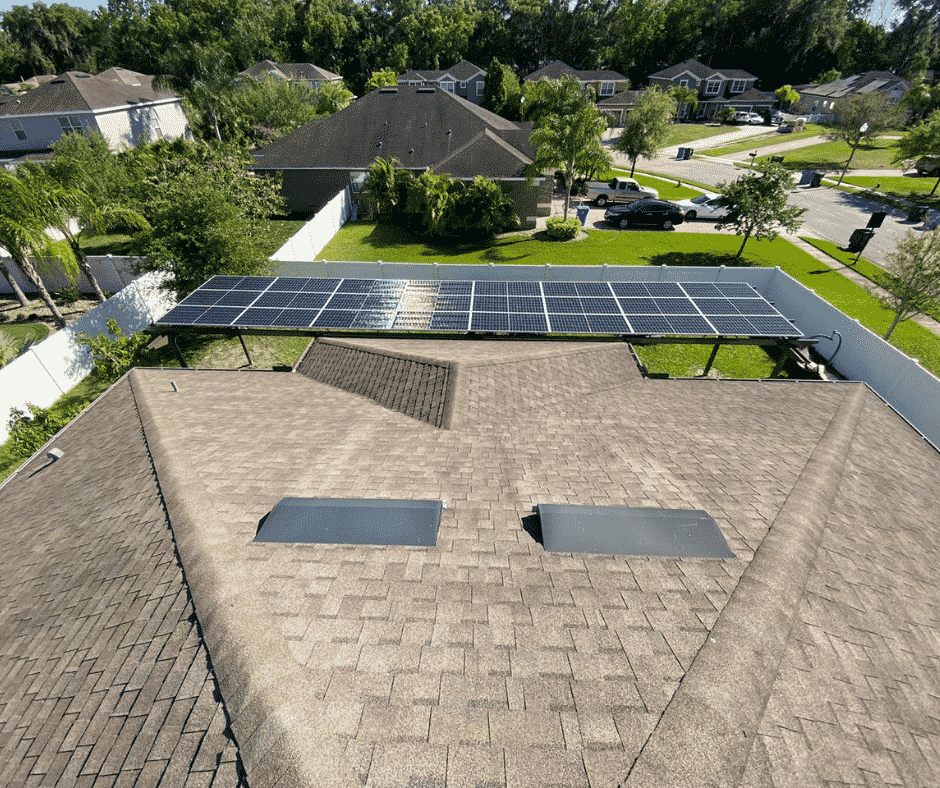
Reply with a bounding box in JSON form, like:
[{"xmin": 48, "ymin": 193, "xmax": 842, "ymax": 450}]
[{"xmin": 156, "ymin": 276, "xmax": 801, "ymax": 337}]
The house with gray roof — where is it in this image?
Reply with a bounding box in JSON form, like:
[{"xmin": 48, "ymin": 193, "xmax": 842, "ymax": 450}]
[
  {"xmin": 648, "ymin": 59, "xmax": 774, "ymax": 119},
  {"xmin": 2, "ymin": 330, "xmax": 939, "ymax": 788},
  {"xmin": 397, "ymin": 60, "xmax": 487, "ymax": 105},
  {"xmin": 793, "ymin": 71, "xmax": 912, "ymax": 118},
  {"xmin": 596, "ymin": 89, "xmax": 646, "ymax": 127},
  {"xmin": 0, "ymin": 68, "xmax": 190, "ymax": 157},
  {"xmin": 240, "ymin": 60, "xmax": 344, "ymax": 90},
  {"xmin": 523, "ymin": 61, "xmax": 628, "ymax": 99},
  {"xmin": 251, "ymin": 85, "xmax": 550, "ymax": 226}
]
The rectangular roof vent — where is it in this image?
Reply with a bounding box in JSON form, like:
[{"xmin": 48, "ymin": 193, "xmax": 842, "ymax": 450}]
[
  {"xmin": 416, "ymin": 87, "xmax": 436, "ymax": 93},
  {"xmin": 536, "ymin": 503, "xmax": 734, "ymax": 558},
  {"xmin": 378, "ymin": 87, "xmax": 399, "ymax": 93},
  {"xmin": 255, "ymin": 497, "xmax": 444, "ymax": 546}
]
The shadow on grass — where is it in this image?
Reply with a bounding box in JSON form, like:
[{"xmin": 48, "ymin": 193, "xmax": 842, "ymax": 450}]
[
  {"xmin": 646, "ymin": 250, "xmax": 757, "ymax": 267},
  {"xmin": 361, "ymin": 222, "xmax": 503, "ymax": 259}
]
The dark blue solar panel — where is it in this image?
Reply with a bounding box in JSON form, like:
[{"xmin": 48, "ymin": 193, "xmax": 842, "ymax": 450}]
[
  {"xmin": 715, "ymin": 282, "xmax": 757, "ymax": 298},
  {"xmin": 747, "ymin": 316, "xmax": 799, "ymax": 335},
  {"xmin": 475, "ymin": 295, "xmax": 508, "ymax": 312},
  {"xmin": 436, "ymin": 295, "xmax": 471, "ymax": 311},
  {"xmin": 581, "ymin": 298, "xmax": 620, "ymax": 314},
  {"xmin": 548, "ymin": 314, "xmax": 589, "ymax": 332},
  {"xmin": 693, "ymin": 298, "xmax": 736, "ymax": 315},
  {"xmin": 665, "ymin": 315, "xmax": 716, "ymax": 335},
  {"xmin": 657, "ymin": 298, "xmax": 698, "ymax": 314},
  {"xmin": 682, "ymin": 283, "xmax": 722, "ymax": 297},
  {"xmin": 509, "ymin": 313, "xmax": 549, "ymax": 332},
  {"xmin": 508, "ymin": 281, "xmax": 541, "ymax": 296},
  {"xmin": 618, "ymin": 298, "xmax": 660, "ymax": 314},
  {"xmin": 235, "ymin": 276, "xmax": 276, "ymax": 290},
  {"xmin": 362, "ymin": 295, "xmax": 401, "ymax": 310},
  {"xmin": 254, "ymin": 291, "xmax": 297, "ymax": 308},
  {"xmin": 645, "ymin": 282, "xmax": 685, "ymax": 298},
  {"xmin": 204, "ymin": 275, "xmax": 244, "ymax": 289},
  {"xmin": 269, "ymin": 277, "xmax": 311, "ymax": 291},
  {"xmin": 471, "ymin": 312, "xmax": 510, "ymax": 331},
  {"xmin": 216, "ymin": 290, "xmax": 261, "ymax": 306},
  {"xmin": 327, "ymin": 293, "xmax": 369, "ymax": 309},
  {"xmin": 733, "ymin": 299, "xmax": 779, "ymax": 316},
  {"xmin": 303, "ymin": 278, "xmax": 341, "ymax": 292},
  {"xmin": 370, "ymin": 280, "xmax": 407, "ymax": 292},
  {"xmin": 238, "ymin": 308, "xmax": 284, "ymax": 326},
  {"xmin": 543, "ymin": 281, "xmax": 578, "ymax": 297},
  {"xmin": 586, "ymin": 314, "xmax": 629, "ymax": 333},
  {"xmin": 198, "ymin": 306, "xmax": 246, "ymax": 326},
  {"xmin": 475, "ymin": 281, "xmax": 507, "ymax": 295},
  {"xmin": 279, "ymin": 309, "xmax": 320, "ymax": 327},
  {"xmin": 438, "ymin": 280, "xmax": 473, "ymax": 295},
  {"xmin": 575, "ymin": 282, "xmax": 612, "ymax": 297},
  {"xmin": 314, "ymin": 310, "xmax": 357, "ymax": 328},
  {"xmin": 288, "ymin": 292, "xmax": 330, "ymax": 309},
  {"xmin": 430, "ymin": 312, "xmax": 469, "ymax": 330},
  {"xmin": 708, "ymin": 315, "xmax": 756, "ymax": 335},
  {"xmin": 179, "ymin": 290, "xmax": 223, "ymax": 306},
  {"xmin": 509, "ymin": 296, "xmax": 544, "ymax": 313},
  {"xmin": 337, "ymin": 279, "xmax": 374, "ymax": 293},
  {"xmin": 545, "ymin": 297, "xmax": 582, "ymax": 313},
  {"xmin": 353, "ymin": 311, "xmax": 395, "ymax": 328},
  {"xmin": 393, "ymin": 313, "xmax": 433, "ymax": 329},
  {"xmin": 157, "ymin": 305, "xmax": 208, "ymax": 325},
  {"xmin": 629, "ymin": 315, "xmax": 672, "ymax": 333},
  {"xmin": 611, "ymin": 282, "xmax": 649, "ymax": 297}
]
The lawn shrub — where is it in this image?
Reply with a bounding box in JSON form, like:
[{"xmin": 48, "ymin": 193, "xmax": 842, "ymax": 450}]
[
  {"xmin": 77, "ymin": 318, "xmax": 150, "ymax": 382},
  {"xmin": 545, "ymin": 216, "xmax": 581, "ymax": 240},
  {"xmin": 54, "ymin": 285, "xmax": 83, "ymax": 306},
  {"xmin": 6, "ymin": 401, "xmax": 87, "ymax": 459}
]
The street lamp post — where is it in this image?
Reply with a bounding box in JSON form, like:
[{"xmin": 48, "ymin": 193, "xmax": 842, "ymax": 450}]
[{"xmin": 837, "ymin": 122, "xmax": 868, "ymax": 186}]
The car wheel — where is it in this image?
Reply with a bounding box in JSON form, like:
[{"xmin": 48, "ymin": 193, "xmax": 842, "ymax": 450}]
[
  {"xmin": 661, "ymin": 219, "xmax": 673, "ymax": 230},
  {"xmin": 685, "ymin": 210, "xmax": 697, "ymax": 220},
  {"xmin": 618, "ymin": 217, "xmax": 630, "ymax": 229},
  {"xmin": 596, "ymin": 195, "xmax": 608, "ymax": 207}
]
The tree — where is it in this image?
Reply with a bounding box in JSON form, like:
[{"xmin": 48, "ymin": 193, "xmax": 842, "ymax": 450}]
[
  {"xmin": 829, "ymin": 92, "xmax": 903, "ymax": 184},
  {"xmin": 0, "ymin": 3, "xmax": 99, "ymax": 80},
  {"xmin": 616, "ymin": 87, "xmax": 674, "ymax": 177},
  {"xmin": 669, "ymin": 85, "xmax": 698, "ymax": 119},
  {"xmin": 529, "ymin": 102, "xmax": 612, "ymax": 219},
  {"xmin": 0, "ymin": 170, "xmax": 79, "ymax": 327},
  {"xmin": 815, "ymin": 67, "xmax": 841, "ymax": 83},
  {"xmin": 482, "ymin": 57, "xmax": 521, "ymax": 117},
  {"xmin": 155, "ymin": 43, "xmax": 237, "ymax": 142},
  {"xmin": 775, "ymin": 85, "xmax": 800, "ymax": 109},
  {"xmin": 364, "ymin": 69, "xmax": 398, "ymax": 92},
  {"xmin": 522, "ymin": 75, "xmax": 593, "ymax": 128},
  {"xmin": 715, "ymin": 162, "xmax": 807, "ymax": 258},
  {"xmin": 894, "ymin": 110, "xmax": 940, "ymax": 195},
  {"xmin": 877, "ymin": 229, "xmax": 940, "ymax": 339},
  {"xmin": 218, "ymin": 77, "xmax": 321, "ymax": 145},
  {"xmin": 313, "ymin": 80, "xmax": 354, "ymax": 114},
  {"xmin": 717, "ymin": 106, "xmax": 737, "ymax": 125},
  {"xmin": 902, "ymin": 78, "xmax": 940, "ymax": 122}
]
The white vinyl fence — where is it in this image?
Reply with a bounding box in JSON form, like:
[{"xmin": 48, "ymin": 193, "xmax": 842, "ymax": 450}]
[
  {"xmin": 0, "ymin": 271, "xmax": 173, "ymax": 442},
  {"xmin": 270, "ymin": 187, "xmax": 353, "ymax": 262},
  {"xmin": 0, "ymin": 255, "xmax": 140, "ymax": 296}
]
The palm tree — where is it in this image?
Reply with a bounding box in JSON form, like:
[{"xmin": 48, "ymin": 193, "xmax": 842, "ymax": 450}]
[
  {"xmin": 155, "ymin": 44, "xmax": 236, "ymax": 142},
  {"xmin": 0, "ymin": 170, "xmax": 81, "ymax": 329}
]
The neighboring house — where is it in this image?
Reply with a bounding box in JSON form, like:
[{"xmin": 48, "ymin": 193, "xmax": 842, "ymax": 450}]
[
  {"xmin": 596, "ymin": 89, "xmax": 646, "ymax": 126},
  {"xmin": 523, "ymin": 60, "xmax": 629, "ymax": 99},
  {"xmin": 793, "ymin": 71, "xmax": 912, "ymax": 118},
  {"xmin": 240, "ymin": 60, "xmax": 343, "ymax": 90},
  {"xmin": 396, "ymin": 60, "xmax": 487, "ymax": 106},
  {"xmin": 1, "ymin": 74, "xmax": 56, "ymax": 95},
  {"xmin": 0, "ymin": 67, "xmax": 189, "ymax": 157},
  {"xmin": 251, "ymin": 85, "xmax": 550, "ymax": 226},
  {"xmin": 3, "ymin": 336, "xmax": 939, "ymax": 787},
  {"xmin": 648, "ymin": 59, "xmax": 774, "ymax": 119}
]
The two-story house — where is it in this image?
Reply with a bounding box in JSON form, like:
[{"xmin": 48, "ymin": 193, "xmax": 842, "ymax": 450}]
[
  {"xmin": 240, "ymin": 61, "xmax": 344, "ymax": 90},
  {"xmin": 648, "ymin": 59, "xmax": 775, "ymax": 120},
  {"xmin": 792, "ymin": 71, "xmax": 911, "ymax": 120},
  {"xmin": 523, "ymin": 61, "xmax": 629, "ymax": 100},
  {"xmin": 396, "ymin": 60, "xmax": 488, "ymax": 106}
]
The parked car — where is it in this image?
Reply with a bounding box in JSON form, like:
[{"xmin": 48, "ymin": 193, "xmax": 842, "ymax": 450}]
[
  {"xmin": 765, "ymin": 112, "xmax": 785, "ymax": 125},
  {"xmin": 583, "ymin": 176, "xmax": 658, "ymax": 206},
  {"xmin": 674, "ymin": 194, "xmax": 728, "ymax": 220},
  {"xmin": 604, "ymin": 199, "xmax": 685, "ymax": 230},
  {"xmin": 734, "ymin": 111, "xmax": 751, "ymax": 124},
  {"xmin": 915, "ymin": 157, "xmax": 940, "ymax": 177}
]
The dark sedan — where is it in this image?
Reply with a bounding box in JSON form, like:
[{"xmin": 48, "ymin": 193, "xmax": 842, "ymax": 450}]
[{"xmin": 603, "ymin": 199, "xmax": 685, "ymax": 230}]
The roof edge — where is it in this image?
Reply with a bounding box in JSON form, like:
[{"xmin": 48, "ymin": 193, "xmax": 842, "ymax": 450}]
[
  {"xmin": 623, "ymin": 382, "xmax": 868, "ymax": 787},
  {"xmin": 128, "ymin": 368, "xmax": 359, "ymax": 788}
]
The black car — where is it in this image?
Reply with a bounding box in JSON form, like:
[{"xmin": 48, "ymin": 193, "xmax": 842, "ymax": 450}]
[{"xmin": 604, "ymin": 199, "xmax": 684, "ymax": 230}]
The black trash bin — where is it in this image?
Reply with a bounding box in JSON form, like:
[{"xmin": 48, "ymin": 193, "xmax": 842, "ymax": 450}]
[
  {"xmin": 867, "ymin": 211, "xmax": 887, "ymax": 228},
  {"xmin": 770, "ymin": 155, "xmax": 785, "ymax": 163},
  {"xmin": 810, "ymin": 171, "xmax": 824, "ymax": 188},
  {"xmin": 575, "ymin": 204, "xmax": 590, "ymax": 227},
  {"xmin": 908, "ymin": 206, "xmax": 927, "ymax": 222},
  {"xmin": 848, "ymin": 228, "xmax": 875, "ymax": 253},
  {"xmin": 676, "ymin": 147, "xmax": 686, "ymax": 159},
  {"xmin": 683, "ymin": 147, "xmax": 693, "ymax": 160}
]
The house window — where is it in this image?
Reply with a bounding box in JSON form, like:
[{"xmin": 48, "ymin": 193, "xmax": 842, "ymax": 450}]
[
  {"xmin": 459, "ymin": 81, "xmax": 466, "ymax": 89},
  {"xmin": 678, "ymin": 79, "xmax": 689, "ymax": 88},
  {"xmin": 704, "ymin": 79, "xmax": 721, "ymax": 95},
  {"xmin": 407, "ymin": 80, "xmax": 422, "ymax": 86},
  {"xmin": 311, "ymin": 80, "xmax": 321, "ymax": 91},
  {"xmin": 730, "ymin": 80, "xmax": 746, "ymax": 93},
  {"xmin": 440, "ymin": 81, "xmax": 454, "ymax": 92},
  {"xmin": 476, "ymin": 80, "xmax": 484, "ymax": 95},
  {"xmin": 599, "ymin": 81, "xmax": 615, "ymax": 96},
  {"xmin": 11, "ymin": 119, "xmax": 27, "ymax": 140},
  {"xmin": 147, "ymin": 114, "xmax": 163, "ymax": 141},
  {"xmin": 57, "ymin": 115, "xmax": 83, "ymax": 132}
]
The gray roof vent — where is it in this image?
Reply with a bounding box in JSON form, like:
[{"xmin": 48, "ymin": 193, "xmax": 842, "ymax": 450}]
[
  {"xmin": 378, "ymin": 87, "xmax": 398, "ymax": 93},
  {"xmin": 416, "ymin": 87, "xmax": 435, "ymax": 93}
]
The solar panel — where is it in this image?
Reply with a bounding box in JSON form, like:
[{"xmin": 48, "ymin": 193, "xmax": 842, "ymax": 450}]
[{"xmin": 156, "ymin": 276, "xmax": 801, "ymax": 338}]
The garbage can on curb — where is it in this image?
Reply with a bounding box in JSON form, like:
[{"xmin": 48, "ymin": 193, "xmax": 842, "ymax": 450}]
[
  {"xmin": 907, "ymin": 206, "xmax": 927, "ymax": 222},
  {"xmin": 575, "ymin": 204, "xmax": 590, "ymax": 227},
  {"xmin": 848, "ymin": 228, "xmax": 875, "ymax": 253},
  {"xmin": 677, "ymin": 147, "xmax": 686, "ymax": 159},
  {"xmin": 867, "ymin": 211, "xmax": 887, "ymax": 228},
  {"xmin": 810, "ymin": 171, "xmax": 824, "ymax": 188},
  {"xmin": 683, "ymin": 147, "xmax": 693, "ymax": 160}
]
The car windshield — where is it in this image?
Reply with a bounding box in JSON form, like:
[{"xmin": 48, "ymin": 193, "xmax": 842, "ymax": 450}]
[
  {"xmin": 608, "ymin": 179, "xmax": 618, "ymax": 188},
  {"xmin": 691, "ymin": 195, "xmax": 709, "ymax": 205}
]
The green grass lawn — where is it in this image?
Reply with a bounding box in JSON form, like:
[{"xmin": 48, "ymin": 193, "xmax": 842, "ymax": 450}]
[
  {"xmin": 78, "ymin": 233, "xmax": 139, "ymax": 255},
  {"xmin": 0, "ymin": 321, "xmax": 50, "ymax": 364},
  {"xmin": 263, "ymin": 219, "xmax": 308, "ymax": 256},
  {"xmin": 840, "ymin": 174, "xmax": 940, "ymax": 210},
  {"xmin": 606, "ymin": 170, "xmax": 705, "ymax": 200},
  {"xmin": 634, "ymin": 342, "xmax": 810, "ymax": 379},
  {"xmin": 757, "ymin": 136, "xmax": 900, "ymax": 171},
  {"xmin": 662, "ymin": 124, "xmax": 731, "ymax": 147},
  {"xmin": 701, "ymin": 124, "xmax": 832, "ymax": 157}
]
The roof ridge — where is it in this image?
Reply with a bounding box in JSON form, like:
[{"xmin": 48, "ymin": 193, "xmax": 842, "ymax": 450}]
[{"xmin": 624, "ymin": 382, "xmax": 869, "ymax": 787}]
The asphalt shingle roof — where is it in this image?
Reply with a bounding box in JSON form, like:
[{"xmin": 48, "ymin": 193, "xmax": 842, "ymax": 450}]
[
  {"xmin": 649, "ymin": 59, "xmax": 756, "ymax": 82},
  {"xmin": 3, "ymin": 336, "xmax": 939, "ymax": 788},
  {"xmin": 241, "ymin": 60, "xmax": 342, "ymax": 83},
  {"xmin": 524, "ymin": 61, "xmax": 626, "ymax": 83}
]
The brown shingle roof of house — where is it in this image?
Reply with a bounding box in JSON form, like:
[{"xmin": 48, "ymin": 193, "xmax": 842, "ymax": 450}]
[
  {"xmin": 251, "ymin": 86, "xmax": 534, "ymax": 177},
  {"xmin": 524, "ymin": 60, "xmax": 626, "ymax": 83},
  {"xmin": 795, "ymin": 71, "xmax": 911, "ymax": 98},
  {"xmin": 4, "ymin": 335, "xmax": 940, "ymax": 788},
  {"xmin": 597, "ymin": 89, "xmax": 646, "ymax": 107},
  {"xmin": 241, "ymin": 60, "xmax": 342, "ymax": 83},
  {"xmin": 398, "ymin": 61, "xmax": 487, "ymax": 84},
  {"xmin": 649, "ymin": 59, "xmax": 756, "ymax": 82}
]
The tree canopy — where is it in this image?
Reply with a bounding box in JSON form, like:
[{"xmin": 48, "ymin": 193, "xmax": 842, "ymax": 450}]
[
  {"xmin": 615, "ymin": 86, "xmax": 674, "ymax": 177},
  {"xmin": 877, "ymin": 229, "xmax": 940, "ymax": 340},
  {"xmin": 894, "ymin": 110, "xmax": 940, "ymax": 195}
]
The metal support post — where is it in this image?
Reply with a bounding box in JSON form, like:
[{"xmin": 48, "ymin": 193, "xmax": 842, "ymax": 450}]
[
  {"xmin": 236, "ymin": 328, "xmax": 254, "ymax": 367},
  {"xmin": 171, "ymin": 334, "xmax": 188, "ymax": 368},
  {"xmin": 769, "ymin": 343, "xmax": 789, "ymax": 378},
  {"xmin": 702, "ymin": 343, "xmax": 721, "ymax": 376}
]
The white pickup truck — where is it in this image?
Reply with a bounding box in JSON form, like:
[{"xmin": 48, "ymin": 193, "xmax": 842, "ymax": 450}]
[{"xmin": 582, "ymin": 177, "xmax": 658, "ymax": 206}]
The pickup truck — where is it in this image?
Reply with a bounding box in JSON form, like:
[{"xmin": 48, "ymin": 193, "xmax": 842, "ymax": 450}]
[{"xmin": 582, "ymin": 177, "xmax": 658, "ymax": 206}]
